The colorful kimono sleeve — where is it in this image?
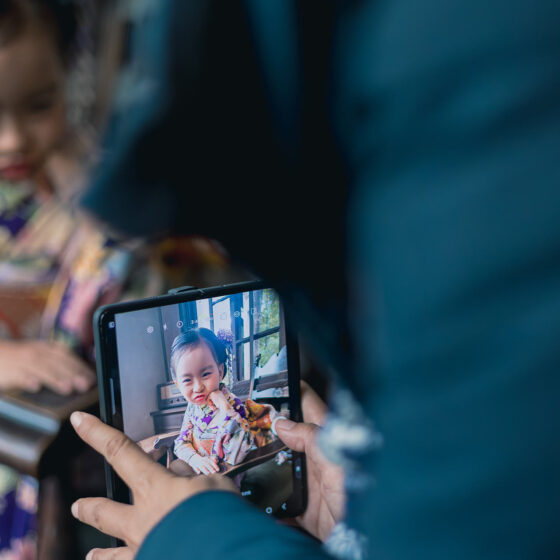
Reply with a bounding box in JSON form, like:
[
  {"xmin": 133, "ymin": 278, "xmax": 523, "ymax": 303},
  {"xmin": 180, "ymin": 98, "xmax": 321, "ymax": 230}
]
[
  {"xmin": 173, "ymin": 412, "xmax": 197, "ymax": 464},
  {"xmin": 45, "ymin": 225, "xmax": 139, "ymax": 360},
  {"xmin": 221, "ymin": 387, "xmax": 279, "ymax": 447}
]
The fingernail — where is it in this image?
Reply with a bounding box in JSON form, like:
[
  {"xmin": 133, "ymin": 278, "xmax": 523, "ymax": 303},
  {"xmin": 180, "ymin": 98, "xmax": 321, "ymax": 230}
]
[
  {"xmin": 70, "ymin": 411, "xmax": 84, "ymax": 429},
  {"xmin": 71, "ymin": 501, "xmax": 79, "ymax": 518},
  {"xmin": 273, "ymin": 417, "xmax": 295, "ymax": 436}
]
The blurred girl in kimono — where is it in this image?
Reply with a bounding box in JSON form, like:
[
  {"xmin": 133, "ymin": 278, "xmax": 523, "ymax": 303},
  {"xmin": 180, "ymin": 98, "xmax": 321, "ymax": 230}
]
[{"xmin": 0, "ymin": 1, "xmax": 159, "ymax": 557}]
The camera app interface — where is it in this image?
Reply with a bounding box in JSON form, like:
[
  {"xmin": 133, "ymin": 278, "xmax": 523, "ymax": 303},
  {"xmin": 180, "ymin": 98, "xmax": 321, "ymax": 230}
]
[{"xmin": 113, "ymin": 288, "xmax": 295, "ymax": 515}]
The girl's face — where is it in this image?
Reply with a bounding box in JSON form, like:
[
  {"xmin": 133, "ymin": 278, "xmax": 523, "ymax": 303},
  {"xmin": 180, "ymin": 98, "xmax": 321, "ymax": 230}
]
[
  {"xmin": 0, "ymin": 23, "xmax": 66, "ymax": 182},
  {"xmin": 175, "ymin": 341, "xmax": 224, "ymax": 406}
]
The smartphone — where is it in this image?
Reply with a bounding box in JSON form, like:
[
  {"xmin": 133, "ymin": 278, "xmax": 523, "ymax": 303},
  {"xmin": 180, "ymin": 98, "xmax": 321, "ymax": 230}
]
[{"xmin": 94, "ymin": 281, "xmax": 306, "ymax": 518}]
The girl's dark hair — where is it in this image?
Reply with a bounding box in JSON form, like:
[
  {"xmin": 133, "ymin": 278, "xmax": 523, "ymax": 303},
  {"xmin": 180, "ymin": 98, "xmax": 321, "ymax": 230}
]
[
  {"xmin": 0, "ymin": 0, "xmax": 78, "ymax": 63},
  {"xmin": 170, "ymin": 328, "xmax": 228, "ymax": 381}
]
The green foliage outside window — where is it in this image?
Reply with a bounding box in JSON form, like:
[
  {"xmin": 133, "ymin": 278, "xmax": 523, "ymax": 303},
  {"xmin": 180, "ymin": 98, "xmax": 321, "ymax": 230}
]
[
  {"xmin": 254, "ymin": 289, "xmax": 280, "ymax": 367},
  {"xmin": 255, "ymin": 333, "xmax": 280, "ymax": 369}
]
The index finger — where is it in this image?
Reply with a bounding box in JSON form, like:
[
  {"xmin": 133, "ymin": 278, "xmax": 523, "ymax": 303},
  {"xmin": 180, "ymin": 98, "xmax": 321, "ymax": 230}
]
[{"xmin": 70, "ymin": 412, "xmax": 173, "ymax": 492}]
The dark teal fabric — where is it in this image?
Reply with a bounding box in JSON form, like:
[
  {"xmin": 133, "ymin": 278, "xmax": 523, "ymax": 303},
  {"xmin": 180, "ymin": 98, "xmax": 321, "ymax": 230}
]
[
  {"xmin": 342, "ymin": 2, "xmax": 560, "ymax": 557},
  {"xmin": 84, "ymin": 0, "xmax": 560, "ymax": 558},
  {"xmin": 136, "ymin": 491, "xmax": 326, "ymax": 560}
]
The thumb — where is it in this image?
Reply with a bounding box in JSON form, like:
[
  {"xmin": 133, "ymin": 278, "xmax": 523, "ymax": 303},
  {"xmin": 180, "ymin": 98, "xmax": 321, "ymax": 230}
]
[{"xmin": 275, "ymin": 418, "xmax": 319, "ymax": 453}]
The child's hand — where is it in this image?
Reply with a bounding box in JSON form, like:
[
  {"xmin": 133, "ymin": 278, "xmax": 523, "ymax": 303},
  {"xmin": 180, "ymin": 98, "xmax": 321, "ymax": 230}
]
[
  {"xmin": 188, "ymin": 454, "xmax": 220, "ymax": 475},
  {"xmin": 0, "ymin": 340, "xmax": 96, "ymax": 394},
  {"xmin": 207, "ymin": 389, "xmax": 229, "ymax": 412}
]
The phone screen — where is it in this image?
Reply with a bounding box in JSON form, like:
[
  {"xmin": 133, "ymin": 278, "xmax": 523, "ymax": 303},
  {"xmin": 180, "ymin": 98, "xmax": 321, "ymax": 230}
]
[{"xmin": 96, "ymin": 283, "xmax": 305, "ymax": 518}]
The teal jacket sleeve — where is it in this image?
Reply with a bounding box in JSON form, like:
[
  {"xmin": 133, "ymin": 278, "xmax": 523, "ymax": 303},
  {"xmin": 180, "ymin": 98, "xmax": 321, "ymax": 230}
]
[{"xmin": 137, "ymin": 491, "xmax": 329, "ymax": 560}]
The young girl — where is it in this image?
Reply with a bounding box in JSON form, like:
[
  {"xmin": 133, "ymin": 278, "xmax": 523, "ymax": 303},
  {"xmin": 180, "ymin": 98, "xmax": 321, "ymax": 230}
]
[
  {"xmin": 0, "ymin": 1, "xmax": 163, "ymax": 557},
  {"xmin": 171, "ymin": 328, "xmax": 284, "ymax": 476},
  {"xmin": 0, "ymin": 0, "xmax": 130, "ymax": 389}
]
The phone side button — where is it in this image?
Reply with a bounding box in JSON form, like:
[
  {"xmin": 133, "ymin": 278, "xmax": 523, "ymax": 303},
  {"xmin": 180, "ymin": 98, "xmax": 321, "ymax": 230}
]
[{"xmin": 110, "ymin": 378, "xmax": 117, "ymax": 416}]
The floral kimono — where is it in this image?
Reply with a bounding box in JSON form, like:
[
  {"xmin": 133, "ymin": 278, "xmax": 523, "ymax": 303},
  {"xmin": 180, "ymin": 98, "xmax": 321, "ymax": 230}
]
[
  {"xmin": 0, "ymin": 180, "xmax": 152, "ymax": 558},
  {"xmin": 0, "ymin": 181, "xmax": 146, "ymax": 355},
  {"xmin": 0, "ymin": 179, "xmax": 228, "ymax": 557},
  {"xmin": 174, "ymin": 385, "xmax": 279, "ymax": 468}
]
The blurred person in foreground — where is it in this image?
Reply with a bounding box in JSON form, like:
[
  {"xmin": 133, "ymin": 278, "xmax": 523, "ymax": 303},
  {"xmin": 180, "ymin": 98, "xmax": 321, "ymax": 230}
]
[
  {"xmin": 0, "ymin": 0, "xmax": 166, "ymax": 556},
  {"xmin": 72, "ymin": 1, "xmax": 560, "ymax": 559}
]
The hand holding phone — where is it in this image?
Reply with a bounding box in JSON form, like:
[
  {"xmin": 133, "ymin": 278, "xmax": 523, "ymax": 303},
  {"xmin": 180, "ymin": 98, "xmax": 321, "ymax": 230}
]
[
  {"xmin": 70, "ymin": 411, "xmax": 235, "ymax": 557},
  {"xmin": 69, "ymin": 384, "xmax": 343, "ymax": 557},
  {"xmin": 275, "ymin": 383, "xmax": 346, "ymax": 542}
]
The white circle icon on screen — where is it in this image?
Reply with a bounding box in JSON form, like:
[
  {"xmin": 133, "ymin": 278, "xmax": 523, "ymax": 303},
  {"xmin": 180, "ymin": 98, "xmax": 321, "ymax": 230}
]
[
  {"xmin": 147, "ymin": 326, "xmax": 154, "ymax": 334},
  {"xmin": 234, "ymin": 311, "xmax": 240, "ymax": 318},
  {"xmin": 177, "ymin": 321, "xmax": 183, "ymax": 328},
  {"xmin": 265, "ymin": 507, "xmax": 273, "ymax": 515}
]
